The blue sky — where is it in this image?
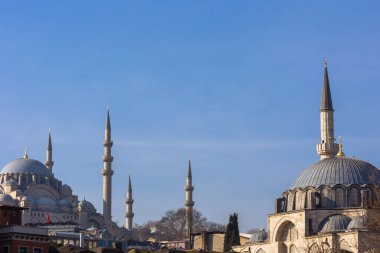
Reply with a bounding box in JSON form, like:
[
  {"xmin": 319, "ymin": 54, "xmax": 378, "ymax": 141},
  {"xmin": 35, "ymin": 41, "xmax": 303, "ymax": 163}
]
[{"xmin": 0, "ymin": 1, "xmax": 380, "ymax": 232}]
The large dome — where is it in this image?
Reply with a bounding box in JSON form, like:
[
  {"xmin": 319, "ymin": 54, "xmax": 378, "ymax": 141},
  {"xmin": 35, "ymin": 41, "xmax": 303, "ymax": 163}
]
[
  {"xmin": 292, "ymin": 157, "xmax": 380, "ymax": 189},
  {"xmin": 0, "ymin": 158, "xmax": 50, "ymax": 176}
]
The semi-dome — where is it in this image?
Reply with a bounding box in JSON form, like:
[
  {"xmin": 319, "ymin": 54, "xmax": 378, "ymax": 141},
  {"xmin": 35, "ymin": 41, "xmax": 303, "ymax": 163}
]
[
  {"xmin": 1, "ymin": 158, "xmax": 50, "ymax": 176},
  {"xmin": 58, "ymin": 199, "xmax": 72, "ymax": 212},
  {"xmin": 249, "ymin": 230, "xmax": 267, "ymax": 243},
  {"xmin": 292, "ymin": 157, "xmax": 380, "ymax": 189},
  {"xmin": 37, "ymin": 197, "xmax": 57, "ymax": 211},
  {"xmin": 348, "ymin": 216, "xmax": 368, "ymax": 230},
  {"xmin": 0, "ymin": 193, "xmax": 16, "ymax": 206},
  {"xmin": 319, "ymin": 214, "xmax": 351, "ymax": 233}
]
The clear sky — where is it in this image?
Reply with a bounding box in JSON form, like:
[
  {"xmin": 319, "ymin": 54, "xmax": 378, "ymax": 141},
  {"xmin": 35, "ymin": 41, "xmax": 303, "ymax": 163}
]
[{"xmin": 0, "ymin": 1, "xmax": 380, "ymax": 232}]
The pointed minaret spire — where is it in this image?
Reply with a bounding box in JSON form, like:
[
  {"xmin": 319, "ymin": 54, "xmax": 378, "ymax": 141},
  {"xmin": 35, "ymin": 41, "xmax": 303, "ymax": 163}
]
[
  {"xmin": 185, "ymin": 160, "xmax": 194, "ymax": 239},
  {"xmin": 187, "ymin": 159, "xmax": 192, "ymax": 178},
  {"xmin": 45, "ymin": 129, "xmax": 54, "ymax": 174},
  {"xmin": 316, "ymin": 58, "xmax": 339, "ymax": 160},
  {"xmin": 125, "ymin": 173, "xmax": 134, "ymax": 230},
  {"xmin": 321, "ymin": 58, "xmax": 334, "ymax": 111},
  {"xmin": 105, "ymin": 109, "xmax": 111, "ymax": 140},
  {"xmin": 102, "ymin": 109, "xmax": 114, "ymax": 223},
  {"xmin": 23, "ymin": 147, "xmax": 29, "ymax": 159}
]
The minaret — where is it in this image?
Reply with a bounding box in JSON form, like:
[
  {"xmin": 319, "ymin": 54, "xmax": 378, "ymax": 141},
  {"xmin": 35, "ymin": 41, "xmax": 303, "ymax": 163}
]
[
  {"xmin": 45, "ymin": 130, "xmax": 54, "ymax": 174},
  {"xmin": 316, "ymin": 58, "xmax": 339, "ymax": 160},
  {"xmin": 102, "ymin": 110, "xmax": 114, "ymax": 223},
  {"xmin": 125, "ymin": 174, "xmax": 134, "ymax": 230},
  {"xmin": 185, "ymin": 160, "xmax": 194, "ymax": 238}
]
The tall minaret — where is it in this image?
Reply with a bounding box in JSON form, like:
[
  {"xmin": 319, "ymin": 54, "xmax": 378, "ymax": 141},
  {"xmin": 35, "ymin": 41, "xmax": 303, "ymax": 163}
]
[
  {"xmin": 44, "ymin": 130, "xmax": 54, "ymax": 174},
  {"xmin": 185, "ymin": 160, "xmax": 194, "ymax": 238},
  {"xmin": 316, "ymin": 58, "xmax": 339, "ymax": 160},
  {"xmin": 125, "ymin": 174, "xmax": 134, "ymax": 230},
  {"xmin": 102, "ymin": 110, "xmax": 114, "ymax": 223}
]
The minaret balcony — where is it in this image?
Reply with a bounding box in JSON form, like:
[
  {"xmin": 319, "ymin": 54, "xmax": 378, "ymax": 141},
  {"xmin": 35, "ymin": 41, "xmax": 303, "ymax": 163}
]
[
  {"xmin": 185, "ymin": 200, "xmax": 194, "ymax": 206},
  {"xmin": 103, "ymin": 140, "xmax": 113, "ymax": 147},
  {"xmin": 102, "ymin": 155, "xmax": 114, "ymax": 162},
  {"xmin": 126, "ymin": 199, "xmax": 134, "ymax": 204},
  {"xmin": 185, "ymin": 186, "xmax": 194, "ymax": 191},
  {"xmin": 125, "ymin": 213, "xmax": 134, "ymax": 218},
  {"xmin": 102, "ymin": 169, "xmax": 114, "ymax": 176}
]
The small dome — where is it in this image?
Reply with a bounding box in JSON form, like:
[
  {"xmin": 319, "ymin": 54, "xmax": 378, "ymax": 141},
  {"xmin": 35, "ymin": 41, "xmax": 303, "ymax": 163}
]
[
  {"xmin": 78, "ymin": 199, "xmax": 96, "ymax": 213},
  {"xmin": 249, "ymin": 230, "xmax": 267, "ymax": 243},
  {"xmin": 0, "ymin": 193, "xmax": 16, "ymax": 206},
  {"xmin": 319, "ymin": 214, "xmax": 351, "ymax": 233},
  {"xmin": 60, "ymin": 184, "xmax": 72, "ymax": 196},
  {"xmin": 21, "ymin": 196, "xmax": 34, "ymax": 202},
  {"xmin": 348, "ymin": 216, "xmax": 368, "ymax": 230},
  {"xmin": 293, "ymin": 157, "xmax": 380, "ymax": 189},
  {"xmin": 5, "ymin": 179, "xmax": 17, "ymax": 186},
  {"xmin": 1, "ymin": 158, "xmax": 50, "ymax": 176}
]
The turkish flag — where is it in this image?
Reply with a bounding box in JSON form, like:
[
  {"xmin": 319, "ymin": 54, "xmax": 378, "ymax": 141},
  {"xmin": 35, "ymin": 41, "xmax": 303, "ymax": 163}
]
[{"xmin": 46, "ymin": 213, "xmax": 51, "ymax": 225}]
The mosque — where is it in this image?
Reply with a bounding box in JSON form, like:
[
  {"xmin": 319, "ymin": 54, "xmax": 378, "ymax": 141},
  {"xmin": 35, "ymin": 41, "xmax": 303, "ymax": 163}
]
[
  {"xmin": 0, "ymin": 106, "xmax": 195, "ymax": 241},
  {"xmin": 0, "ymin": 110, "xmax": 136, "ymax": 238},
  {"xmin": 233, "ymin": 60, "xmax": 380, "ymax": 253}
]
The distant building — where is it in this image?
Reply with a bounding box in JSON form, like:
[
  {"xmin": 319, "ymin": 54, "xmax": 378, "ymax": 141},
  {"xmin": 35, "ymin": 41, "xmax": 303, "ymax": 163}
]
[
  {"xmin": 0, "ymin": 205, "xmax": 49, "ymax": 253},
  {"xmin": 233, "ymin": 60, "xmax": 380, "ymax": 253},
  {"xmin": 192, "ymin": 232, "xmax": 252, "ymax": 252}
]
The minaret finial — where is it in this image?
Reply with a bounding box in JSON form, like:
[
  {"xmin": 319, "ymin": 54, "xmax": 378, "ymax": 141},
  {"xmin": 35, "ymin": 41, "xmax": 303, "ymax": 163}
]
[
  {"xmin": 24, "ymin": 147, "xmax": 29, "ymax": 159},
  {"xmin": 336, "ymin": 136, "xmax": 345, "ymax": 157},
  {"xmin": 324, "ymin": 57, "xmax": 327, "ymax": 68}
]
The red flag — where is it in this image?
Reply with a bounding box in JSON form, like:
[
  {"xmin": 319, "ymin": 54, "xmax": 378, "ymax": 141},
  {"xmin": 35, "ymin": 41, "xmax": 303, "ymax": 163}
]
[{"xmin": 46, "ymin": 213, "xmax": 51, "ymax": 225}]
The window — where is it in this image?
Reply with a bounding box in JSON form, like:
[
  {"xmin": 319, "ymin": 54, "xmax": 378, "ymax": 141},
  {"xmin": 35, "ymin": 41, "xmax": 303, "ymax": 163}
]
[
  {"xmin": 335, "ymin": 188, "xmax": 345, "ymax": 207},
  {"xmin": 19, "ymin": 246, "xmax": 28, "ymax": 253},
  {"xmin": 33, "ymin": 248, "xmax": 42, "ymax": 253},
  {"xmin": 1, "ymin": 246, "xmax": 9, "ymax": 253}
]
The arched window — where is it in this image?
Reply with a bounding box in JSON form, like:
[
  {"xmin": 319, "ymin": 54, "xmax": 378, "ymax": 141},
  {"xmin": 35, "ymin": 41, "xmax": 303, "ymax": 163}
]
[
  {"xmin": 280, "ymin": 223, "xmax": 298, "ymax": 242},
  {"xmin": 350, "ymin": 187, "xmax": 360, "ymax": 207},
  {"xmin": 287, "ymin": 193, "xmax": 295, "ymax": 211},
  {"xmin": 335, "ymin": 188, "xmax": 345, "ymax": 208},
  {"xmin": 289, "ymin": 245, "xmax": 298, "ymax": 253},
  {"xmin": 256, "ymin": 249, "xmax": 265, "ymax": 253},
  {"xmin": 321, "ymin": 188, "xmax": 331, "ymax": 208},
  {"xmin": 367, "ymin": 189, "xmax": 373, "ymax": 207},
  {"xmin": 295, "ymin": 191, "xmax": 305, "ymax": 210}
]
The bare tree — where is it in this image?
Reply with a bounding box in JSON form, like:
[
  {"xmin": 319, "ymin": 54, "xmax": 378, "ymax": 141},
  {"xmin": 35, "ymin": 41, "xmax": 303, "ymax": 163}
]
[{"xmin": 135, "ymin": 208, "xmax": 224, "ymax": 241}]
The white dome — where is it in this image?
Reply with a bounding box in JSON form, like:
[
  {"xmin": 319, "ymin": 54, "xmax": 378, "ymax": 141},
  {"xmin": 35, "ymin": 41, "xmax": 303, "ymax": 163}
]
[{"xmin": 1, "ymin": 158, "xmax": 50, "ymax": 176}]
